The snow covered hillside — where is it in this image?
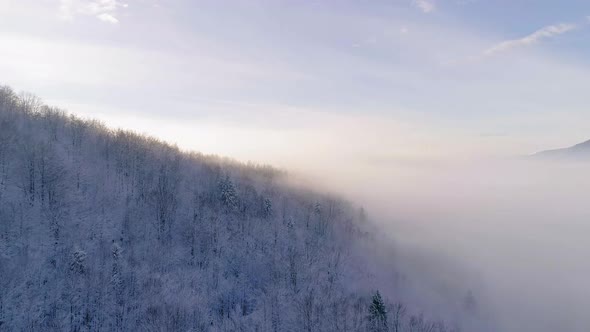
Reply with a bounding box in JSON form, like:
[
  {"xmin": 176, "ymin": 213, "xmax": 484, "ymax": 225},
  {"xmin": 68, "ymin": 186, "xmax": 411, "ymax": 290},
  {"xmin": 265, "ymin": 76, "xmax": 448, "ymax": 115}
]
[{"xmin": 0, "ymin": 86, "xmax": 469, "ymax": 332}]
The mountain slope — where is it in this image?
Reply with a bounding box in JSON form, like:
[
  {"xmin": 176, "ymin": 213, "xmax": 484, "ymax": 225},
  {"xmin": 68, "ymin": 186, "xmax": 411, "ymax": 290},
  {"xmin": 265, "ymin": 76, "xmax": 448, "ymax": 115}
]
[
  {"xmin": 0, "ymin": 86, "xmax": 472, "ymax": 331},
  {"xmin": 533, "ymin": 139, "xmax": 590, "ymax": 160}
]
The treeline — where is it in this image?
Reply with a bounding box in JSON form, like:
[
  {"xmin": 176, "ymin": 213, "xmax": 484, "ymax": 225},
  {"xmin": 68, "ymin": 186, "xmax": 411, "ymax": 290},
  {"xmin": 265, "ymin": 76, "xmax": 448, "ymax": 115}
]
[{"xmin": 0, "ymin": 85, "xmax": 462, "ymax": 331}]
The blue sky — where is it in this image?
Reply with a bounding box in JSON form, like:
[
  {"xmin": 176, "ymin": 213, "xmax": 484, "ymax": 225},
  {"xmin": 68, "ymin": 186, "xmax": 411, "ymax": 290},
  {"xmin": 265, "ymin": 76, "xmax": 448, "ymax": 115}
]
[{"xmin": 1, "ymin": 0, "xmax": 589, "ymax": 169}]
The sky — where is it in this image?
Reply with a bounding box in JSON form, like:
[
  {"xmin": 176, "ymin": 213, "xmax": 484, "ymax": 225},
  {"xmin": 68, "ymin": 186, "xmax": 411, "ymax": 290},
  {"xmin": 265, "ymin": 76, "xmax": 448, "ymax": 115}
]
[{"xmin": 1, "ymin": 0, "xmax": 590, "ymax": 171}]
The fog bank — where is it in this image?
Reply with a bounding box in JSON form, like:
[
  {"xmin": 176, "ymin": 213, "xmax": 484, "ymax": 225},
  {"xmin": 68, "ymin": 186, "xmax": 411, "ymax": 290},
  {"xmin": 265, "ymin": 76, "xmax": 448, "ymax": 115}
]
[{"xmin": 307, "ymin": 158, "xmax": 590, "ymax": 332}]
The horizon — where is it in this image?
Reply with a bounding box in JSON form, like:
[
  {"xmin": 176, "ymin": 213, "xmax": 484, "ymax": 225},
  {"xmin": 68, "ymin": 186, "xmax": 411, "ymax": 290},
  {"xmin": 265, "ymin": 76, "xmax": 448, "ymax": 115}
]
[{"xmin": 2, "ymin": 1, "xmax": 590, "ymax": 172}]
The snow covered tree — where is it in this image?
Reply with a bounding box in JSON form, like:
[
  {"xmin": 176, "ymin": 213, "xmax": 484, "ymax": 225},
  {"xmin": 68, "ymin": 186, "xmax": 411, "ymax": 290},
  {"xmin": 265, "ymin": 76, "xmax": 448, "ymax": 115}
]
[
  {"xmin": 0, "ymin": 87, "xmax": 469, "ymax": 332},
  {"xmin": 218, "ymin": 175, "xmax": 238, "ymax": 211},
  {"xmin": 368, "ymin": 291, "xmax": 388, "ymax": 332}
]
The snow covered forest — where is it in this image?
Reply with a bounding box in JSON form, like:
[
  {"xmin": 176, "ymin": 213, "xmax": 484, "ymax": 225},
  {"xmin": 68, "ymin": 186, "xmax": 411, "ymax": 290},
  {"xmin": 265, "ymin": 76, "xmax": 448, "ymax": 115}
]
[{"xmin": 0, "ymin": 85, "xmax": 471, "ymax": 331}]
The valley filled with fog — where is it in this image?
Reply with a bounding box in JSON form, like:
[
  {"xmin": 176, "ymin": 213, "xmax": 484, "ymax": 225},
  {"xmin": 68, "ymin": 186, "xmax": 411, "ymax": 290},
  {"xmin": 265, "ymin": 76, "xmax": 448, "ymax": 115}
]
[{"xmin": 307, "ymin": 158, "xmax": 590, "ymax": 332}]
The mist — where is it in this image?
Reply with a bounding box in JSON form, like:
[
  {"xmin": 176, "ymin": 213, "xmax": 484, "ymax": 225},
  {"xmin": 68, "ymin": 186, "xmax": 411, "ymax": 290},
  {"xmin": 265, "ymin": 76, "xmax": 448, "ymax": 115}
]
[
  {"xmin": 64, "ymin": 105, "xmax": 590, "ymax": 331},
  {"xmin": 303, "ymin": 157, "xmax": 590, "ymax": 332}
]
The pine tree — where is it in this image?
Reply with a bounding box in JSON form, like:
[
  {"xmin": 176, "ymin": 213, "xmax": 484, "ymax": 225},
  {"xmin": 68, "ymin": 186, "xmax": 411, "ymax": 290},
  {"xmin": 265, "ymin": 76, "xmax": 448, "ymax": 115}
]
[
  {"xmin": 368, "ymin": 291, "xmax": 388, "ymax": 332},
  {"xmin": 218, "ymin": 175, "xmax": 238, "ymax": 211}
]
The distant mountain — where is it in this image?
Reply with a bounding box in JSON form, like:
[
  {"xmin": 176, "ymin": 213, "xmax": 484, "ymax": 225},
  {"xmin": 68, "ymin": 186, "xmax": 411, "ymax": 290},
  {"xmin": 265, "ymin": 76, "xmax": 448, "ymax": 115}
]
[{"xmin": 533, "ymin": 139, "xmax": 590, "ymax": 160}]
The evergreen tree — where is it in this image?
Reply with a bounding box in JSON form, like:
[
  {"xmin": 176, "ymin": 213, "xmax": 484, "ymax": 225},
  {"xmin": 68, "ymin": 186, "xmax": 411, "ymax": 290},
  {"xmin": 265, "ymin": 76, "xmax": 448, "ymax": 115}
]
[{"xmin": 368, "ymin": 291, "xmax": 388, "ymax": 332}]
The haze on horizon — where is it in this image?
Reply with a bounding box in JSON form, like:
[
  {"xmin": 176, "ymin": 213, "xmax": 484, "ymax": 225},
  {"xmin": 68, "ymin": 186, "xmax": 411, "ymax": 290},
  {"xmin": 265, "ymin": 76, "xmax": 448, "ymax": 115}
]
[{"xmin": 2, "ymin": 0, "xmax": 590, "ymax": 170}]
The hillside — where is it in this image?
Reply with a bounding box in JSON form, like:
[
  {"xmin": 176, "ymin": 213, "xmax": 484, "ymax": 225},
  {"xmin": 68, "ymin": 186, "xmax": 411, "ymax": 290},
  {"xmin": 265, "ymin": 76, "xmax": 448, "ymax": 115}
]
[
  {"xmin": 533, "ymin": 139, "xmax": 590, "ymax": 160},
  {"xmin": 0, "ymin": 86, "xmax": 470, "ymax": 331}
]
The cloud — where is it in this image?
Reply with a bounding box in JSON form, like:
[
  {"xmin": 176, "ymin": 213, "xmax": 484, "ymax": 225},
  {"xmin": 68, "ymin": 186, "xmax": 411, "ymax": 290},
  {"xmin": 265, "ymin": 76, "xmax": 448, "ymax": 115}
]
[
  {"xmin": 59, "ymin": 0, "xmax": 127, "ymax": 24},
  {"xmin": 412, "ymin": 0, "xmax": 435, "ymax": 13},
  {"xmin": 97, "ymin": 12, "xmax": 119, "ymax": 24},
  {"xmin": 483, "ymin": 23, "xmax": 576, "ymax": 56}
]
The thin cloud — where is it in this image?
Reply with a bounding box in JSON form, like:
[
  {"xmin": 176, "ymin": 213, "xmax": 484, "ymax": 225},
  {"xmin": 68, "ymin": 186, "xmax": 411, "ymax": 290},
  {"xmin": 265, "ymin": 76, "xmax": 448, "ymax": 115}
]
[
  {"xmin": 59, "ymin": 0, "xmax": 127, "ymax": 24},
  {"xmin": 483, "ymin": 23, "xmax": 576, "ymax": 56},
  {"xmin": 97, "ymin": 12, "xmax": 119, "ymax": 24},
  {"xmin": 412, "ymin": 0, "xmax": 435, "ymax": 13}
]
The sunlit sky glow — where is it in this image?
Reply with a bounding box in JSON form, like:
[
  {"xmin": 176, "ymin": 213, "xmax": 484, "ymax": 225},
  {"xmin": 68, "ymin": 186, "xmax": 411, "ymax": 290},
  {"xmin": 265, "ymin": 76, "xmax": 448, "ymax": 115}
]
[{"xmin": 2, "ymin": 0, "xmax": 589, "ymax": 170}]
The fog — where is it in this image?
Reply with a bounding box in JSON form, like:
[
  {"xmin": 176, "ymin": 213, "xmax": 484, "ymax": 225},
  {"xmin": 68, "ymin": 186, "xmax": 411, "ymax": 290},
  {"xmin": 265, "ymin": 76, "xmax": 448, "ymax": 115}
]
[
  {"xmin": 74, "ymin": 108, "xmax": 590, "ymax": 330},
  {"xmin": 304, "ymin": 158, "xmax": 590, "ymax": 332}
]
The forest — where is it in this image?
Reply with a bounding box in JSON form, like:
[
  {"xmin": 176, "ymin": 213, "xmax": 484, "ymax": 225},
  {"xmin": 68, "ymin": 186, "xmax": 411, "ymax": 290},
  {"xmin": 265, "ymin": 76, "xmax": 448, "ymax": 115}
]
[{"xmin": 0, "ymin": 85, "xmax": 474, "ymax": 331}]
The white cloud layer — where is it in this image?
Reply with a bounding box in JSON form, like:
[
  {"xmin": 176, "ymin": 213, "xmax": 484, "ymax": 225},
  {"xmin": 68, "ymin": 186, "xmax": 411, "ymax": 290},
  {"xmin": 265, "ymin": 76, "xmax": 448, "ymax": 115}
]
[
  {"xmin": 59, "ymin": 0, "xmax": 127, "ymax": 24},
  {"xmin": 412, "ymin": 0, "xmax": 435, "ymax": 13},
  {"xmin": 484, "ymin": 23, "xmax": 576, "ymax": 56},
  {"xmin": 97, "ymin": 12, "xmax": 119, "ymax": 23}
]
